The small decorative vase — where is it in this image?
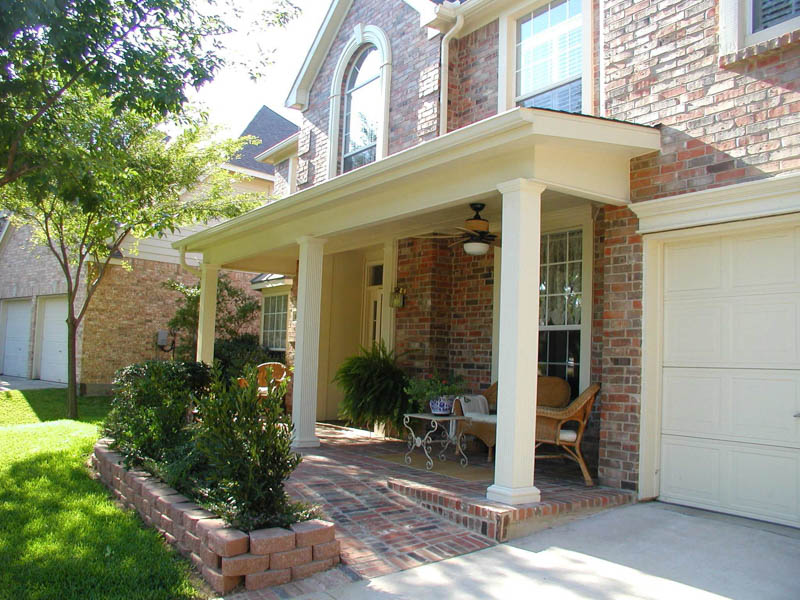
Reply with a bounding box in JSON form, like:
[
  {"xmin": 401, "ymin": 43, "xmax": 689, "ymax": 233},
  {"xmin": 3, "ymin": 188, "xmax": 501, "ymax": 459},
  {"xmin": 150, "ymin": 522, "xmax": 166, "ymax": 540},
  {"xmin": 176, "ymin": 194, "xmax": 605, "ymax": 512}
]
[{"xmin": 429, "ymin": 395, "xmax": 454, "ymax": 415}]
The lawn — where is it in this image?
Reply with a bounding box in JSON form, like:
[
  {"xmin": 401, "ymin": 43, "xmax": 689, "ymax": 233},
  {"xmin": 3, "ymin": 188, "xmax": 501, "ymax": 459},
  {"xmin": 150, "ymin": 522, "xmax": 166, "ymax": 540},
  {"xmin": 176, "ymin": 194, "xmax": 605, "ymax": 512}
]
[{"xmin": 0, "ymin": 389, "xmax": 208, "ymax": 600}]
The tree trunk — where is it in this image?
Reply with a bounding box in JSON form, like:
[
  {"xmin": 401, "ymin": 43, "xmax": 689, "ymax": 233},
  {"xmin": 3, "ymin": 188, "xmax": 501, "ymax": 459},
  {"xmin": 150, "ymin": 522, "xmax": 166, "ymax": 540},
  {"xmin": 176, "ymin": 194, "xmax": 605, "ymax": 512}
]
[{"xmin": 66, "ymin": 317, "xmax": 79, "ymax": 419}]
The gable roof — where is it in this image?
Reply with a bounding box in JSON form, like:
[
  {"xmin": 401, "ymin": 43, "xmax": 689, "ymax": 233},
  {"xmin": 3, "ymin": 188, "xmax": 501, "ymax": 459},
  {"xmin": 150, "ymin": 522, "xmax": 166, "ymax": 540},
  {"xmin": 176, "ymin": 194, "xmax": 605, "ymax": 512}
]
[{"xmin": 226, "ymin": 106, "xmax": 299, "ymax": 177}]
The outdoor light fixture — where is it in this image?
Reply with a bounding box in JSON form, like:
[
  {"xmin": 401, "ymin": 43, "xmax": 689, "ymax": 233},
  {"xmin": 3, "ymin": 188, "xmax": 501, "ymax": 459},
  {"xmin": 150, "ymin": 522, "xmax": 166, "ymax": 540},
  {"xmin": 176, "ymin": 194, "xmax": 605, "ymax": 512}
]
[
  {"xmin": 463, "ymin": 241, "xmax": 490, "ymax": 256},
  {"xmin": 390, "ymin": 287, "xmax": 406, "ymax": 308}
]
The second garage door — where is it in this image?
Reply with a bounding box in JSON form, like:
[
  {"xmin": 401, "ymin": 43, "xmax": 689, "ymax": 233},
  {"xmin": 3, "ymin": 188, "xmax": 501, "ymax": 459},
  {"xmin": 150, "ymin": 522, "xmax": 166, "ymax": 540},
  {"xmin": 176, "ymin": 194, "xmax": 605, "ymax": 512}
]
[
  {"xmin": 659, "ymin": 221, "xmax": 800, "ymax": 528},
  {"xmin": 38, "ymin": 296, "xmax": 68, "ymax": 383},
  {"xmin": 2, "ymin": 300, "xmax": 32, "ymax": 377}
]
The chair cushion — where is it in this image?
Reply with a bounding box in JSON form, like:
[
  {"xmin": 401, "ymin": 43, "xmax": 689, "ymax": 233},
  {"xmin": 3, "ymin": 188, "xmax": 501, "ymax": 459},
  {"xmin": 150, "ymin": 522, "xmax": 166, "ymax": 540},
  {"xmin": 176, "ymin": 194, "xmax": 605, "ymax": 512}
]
[
  {"xmin": 538, "ymin": 376, "xmax": 571, "ymax": 408},
  {"xmin": 459, "ymin": 394, "xmax": 489, "ymax": 415},
  {"xmin": 558, "ymin": 429, "xmax": 578, "ymax": 442},
  {"xmin": 466, "ymin": 414, "xmax": 497, "ymax": 424}
]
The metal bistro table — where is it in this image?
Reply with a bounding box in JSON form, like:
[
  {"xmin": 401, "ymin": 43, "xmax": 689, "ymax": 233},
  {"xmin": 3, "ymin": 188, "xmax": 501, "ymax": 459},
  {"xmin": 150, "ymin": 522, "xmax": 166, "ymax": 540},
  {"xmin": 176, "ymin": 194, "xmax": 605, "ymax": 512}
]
[{"xmin": 402, "ymin": 413, "xmax": 469, "ymax": 470}]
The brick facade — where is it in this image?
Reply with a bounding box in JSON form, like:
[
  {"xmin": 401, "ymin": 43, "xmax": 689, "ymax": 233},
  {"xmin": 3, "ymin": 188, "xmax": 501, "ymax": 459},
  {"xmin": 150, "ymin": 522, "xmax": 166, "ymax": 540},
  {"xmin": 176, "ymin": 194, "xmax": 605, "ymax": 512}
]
[{"xmin": 297, "ymin": 0, "xmax": 440, "ymax": 190}]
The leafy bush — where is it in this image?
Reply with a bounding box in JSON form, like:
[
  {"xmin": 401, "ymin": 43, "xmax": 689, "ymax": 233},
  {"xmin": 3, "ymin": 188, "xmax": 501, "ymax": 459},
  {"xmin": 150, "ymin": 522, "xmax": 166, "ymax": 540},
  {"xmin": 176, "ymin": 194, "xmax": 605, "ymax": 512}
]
[
  {"xmin": 103, "ymin": 361, "xmax": 211, "ymax": 465},
  {"xmin": 404, "ymin": 372, "xmax": 465, "ymax": 411},
  {"xmin": 333, "ymin": 342, "xmax": 411, "ymax": 432},
  {"xmin": 191, "ymin": 367, "xmax": 312, "ymax": 530},
  {"xmin": 214, "ymin": 333, "xmax": 276, "ymax": 380}
]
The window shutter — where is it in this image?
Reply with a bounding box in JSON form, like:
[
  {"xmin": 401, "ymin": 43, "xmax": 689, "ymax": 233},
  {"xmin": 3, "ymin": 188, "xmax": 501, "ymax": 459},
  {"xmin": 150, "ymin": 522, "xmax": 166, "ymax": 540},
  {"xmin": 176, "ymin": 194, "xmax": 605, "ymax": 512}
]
[{"xmin": 754, "ymin": 0, "xmax": 800, "ymax": 32}]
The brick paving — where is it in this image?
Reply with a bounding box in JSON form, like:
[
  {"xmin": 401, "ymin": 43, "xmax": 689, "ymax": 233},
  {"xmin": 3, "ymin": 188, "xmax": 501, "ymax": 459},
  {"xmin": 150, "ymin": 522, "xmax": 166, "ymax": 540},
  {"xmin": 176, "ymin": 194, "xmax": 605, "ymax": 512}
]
[{"xmin": 224, "ymin": 424, "xmax": 633, "ymax": 599}]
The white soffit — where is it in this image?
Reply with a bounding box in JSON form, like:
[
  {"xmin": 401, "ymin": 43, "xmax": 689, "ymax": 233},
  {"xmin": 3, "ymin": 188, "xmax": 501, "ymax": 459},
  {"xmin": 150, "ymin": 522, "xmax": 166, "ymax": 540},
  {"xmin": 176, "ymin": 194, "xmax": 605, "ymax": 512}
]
[{"xmin": 631, "ymin": 173, "xmax": 800, "ymax": 234}]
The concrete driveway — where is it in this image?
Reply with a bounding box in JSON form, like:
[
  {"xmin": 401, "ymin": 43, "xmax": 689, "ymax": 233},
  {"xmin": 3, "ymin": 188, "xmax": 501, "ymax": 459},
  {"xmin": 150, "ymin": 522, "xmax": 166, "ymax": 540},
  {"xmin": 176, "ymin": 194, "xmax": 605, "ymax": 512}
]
[
  {"xmin": 0, "ymin": 376, "xmax": 67, "ymax": 392},
  {"xmin": 291, "ymin": 502, "xmax": 799, "ymax": 600}
]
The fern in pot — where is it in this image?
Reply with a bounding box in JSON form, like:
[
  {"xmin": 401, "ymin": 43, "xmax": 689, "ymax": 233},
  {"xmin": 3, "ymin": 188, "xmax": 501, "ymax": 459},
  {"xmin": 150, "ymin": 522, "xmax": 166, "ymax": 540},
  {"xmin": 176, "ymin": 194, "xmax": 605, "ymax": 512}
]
[{"xmin": 333, "ymin": 342, "xmax": 411, "ymax": 433}]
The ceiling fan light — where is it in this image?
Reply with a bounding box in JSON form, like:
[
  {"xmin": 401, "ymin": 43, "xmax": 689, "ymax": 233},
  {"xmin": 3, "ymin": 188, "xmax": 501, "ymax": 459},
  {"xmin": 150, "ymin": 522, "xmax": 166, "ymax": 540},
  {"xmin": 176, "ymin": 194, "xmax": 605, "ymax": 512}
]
[{"xmin": 463, "ymin": 241, "xmax": 490, "ymax": 256}]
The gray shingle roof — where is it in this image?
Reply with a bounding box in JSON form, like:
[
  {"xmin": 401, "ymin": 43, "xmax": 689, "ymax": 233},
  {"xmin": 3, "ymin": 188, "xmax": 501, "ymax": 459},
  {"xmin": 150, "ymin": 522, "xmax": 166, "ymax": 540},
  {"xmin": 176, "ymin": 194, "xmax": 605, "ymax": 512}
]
[{"xmin": 227, "ymin": 106, "xmax": 299, "ymax": 177}]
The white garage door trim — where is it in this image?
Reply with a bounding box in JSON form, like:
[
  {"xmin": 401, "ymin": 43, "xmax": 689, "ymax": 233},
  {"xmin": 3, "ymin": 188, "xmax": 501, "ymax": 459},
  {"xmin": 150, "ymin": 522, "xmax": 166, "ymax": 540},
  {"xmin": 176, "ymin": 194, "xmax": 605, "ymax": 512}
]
[
  {"xmin": 1, "ymin": 299, "xmax": 32, "ymax": 377},
  {"xmin": 35, "ymin": 295, "xmax": 69, "ymax": 384},
  {"xmin": 639, "ymin": 212, "xmax": 800, "ymax": 528}
]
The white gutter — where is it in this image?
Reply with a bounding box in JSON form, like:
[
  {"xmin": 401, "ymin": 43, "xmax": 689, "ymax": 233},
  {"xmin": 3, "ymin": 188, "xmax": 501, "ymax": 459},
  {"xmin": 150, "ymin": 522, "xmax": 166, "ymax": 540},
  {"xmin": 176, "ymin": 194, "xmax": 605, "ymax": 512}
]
[
  {"xmin": 179, "ymin": 248, "xmax": 201, "ymax": 277},
  {"xmin": 439, "ymin": 14, "xmax": 465, "ymax": 136},
  {"xmin": 599, "ymin": 0, "xmax": 607, "ymax": 117}
]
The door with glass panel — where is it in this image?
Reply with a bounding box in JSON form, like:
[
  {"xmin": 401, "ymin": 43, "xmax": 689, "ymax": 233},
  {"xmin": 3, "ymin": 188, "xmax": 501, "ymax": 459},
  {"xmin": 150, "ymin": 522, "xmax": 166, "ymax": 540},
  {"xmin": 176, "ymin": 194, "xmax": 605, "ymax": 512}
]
[{"xmin": 362, "ymin": 263, "xmax": 384, "ymax": 348}]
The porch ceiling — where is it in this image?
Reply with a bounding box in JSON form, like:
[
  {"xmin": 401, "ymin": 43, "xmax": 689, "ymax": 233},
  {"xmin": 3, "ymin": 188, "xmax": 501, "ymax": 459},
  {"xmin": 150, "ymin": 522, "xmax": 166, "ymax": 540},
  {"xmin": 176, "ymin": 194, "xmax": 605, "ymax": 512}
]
[{"xmin": 174, "ymin": 108, "xmax": 660, "ymax": 271}]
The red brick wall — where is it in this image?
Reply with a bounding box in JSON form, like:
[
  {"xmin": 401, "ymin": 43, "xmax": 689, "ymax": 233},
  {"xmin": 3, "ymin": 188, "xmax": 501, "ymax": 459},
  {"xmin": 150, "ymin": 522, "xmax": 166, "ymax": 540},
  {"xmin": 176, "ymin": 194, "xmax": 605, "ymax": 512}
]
[
  {"xmin": 605, "ymin": 0, "xmax": 800, "ymax": 201},
  {"xmin": 80, "ymin": 259, "xmax": 261, "ymax": 388},
  {"xmin": 297, "ymin": 0, "xmax": 441, "ymax": 190},
  {"xmin": 592, "ymin": 206, "xmax": 643, "ymax": 490},
  {"xmin": 447, "ymin": 20, "xmax": 500, "ymax": 132}
]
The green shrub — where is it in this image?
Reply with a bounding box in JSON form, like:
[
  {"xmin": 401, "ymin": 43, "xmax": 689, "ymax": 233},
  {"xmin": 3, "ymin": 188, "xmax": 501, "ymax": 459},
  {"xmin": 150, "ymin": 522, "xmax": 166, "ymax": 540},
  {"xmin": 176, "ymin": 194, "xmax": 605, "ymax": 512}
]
[
  {"xmin": 333, "ymin": 342, "xmax": 411, "ymax": 432},
  {"xmin": 214, "ymin": 333, "xmax": 276, "ymax": 380},
  {"xmin": 103, "ymin": 361, "xmax": 211, "ymax": 465},
  {"xmin": 404, "ymin": 372, "xmax": 465, "ymax": 411},
  {"xmin": 191, "ymin": 367, "xmax": 312, "ymax": 530}
]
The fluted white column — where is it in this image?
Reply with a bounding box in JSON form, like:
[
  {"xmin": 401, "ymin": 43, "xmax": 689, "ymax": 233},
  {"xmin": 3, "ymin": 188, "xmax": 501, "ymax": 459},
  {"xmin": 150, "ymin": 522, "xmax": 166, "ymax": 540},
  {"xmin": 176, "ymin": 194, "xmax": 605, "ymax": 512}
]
[
  {"xmin": 292, "ymin": 236, "xmax": 326, "ymax": 448},
  {"xmin": 487, "ymin": 179, "xmax": 546, "ymax": 506},
  {"xmin": 196, "ymin": 264, "xmax": 219, "ymax": 365}
]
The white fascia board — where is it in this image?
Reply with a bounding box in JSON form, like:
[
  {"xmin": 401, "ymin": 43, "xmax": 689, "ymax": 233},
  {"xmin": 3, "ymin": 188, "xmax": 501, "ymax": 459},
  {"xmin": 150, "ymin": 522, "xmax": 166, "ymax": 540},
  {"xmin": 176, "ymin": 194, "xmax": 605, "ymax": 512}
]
[
  {"xmin": 173, "ymin": 108, "xmax": 658, "ymax": 254},
  {"xmin": 253, "ymin": 279, "xmax": 293, "ymax": 292},
  {"xmin": 255, "ymin": 132, "xmax": 300, "ymax": 165},
  {"xmin": 631, "ymin": 172, "xmax": 800, "ymax": 234},
  {"xmin": 285, "ymin": 0, "xmax": 353, "ymax": 111},
  {"xmin": 221, "ymin": 163, "xmax": 275, "ymax": 181}
]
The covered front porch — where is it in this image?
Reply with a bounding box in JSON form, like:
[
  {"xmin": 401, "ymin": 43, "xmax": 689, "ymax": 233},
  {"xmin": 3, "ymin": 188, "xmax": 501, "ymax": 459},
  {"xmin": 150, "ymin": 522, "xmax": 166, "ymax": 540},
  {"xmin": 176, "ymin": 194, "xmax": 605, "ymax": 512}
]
[{"xmin": 175, "ymin": 108, "xmax": 661, "ymax": 508}]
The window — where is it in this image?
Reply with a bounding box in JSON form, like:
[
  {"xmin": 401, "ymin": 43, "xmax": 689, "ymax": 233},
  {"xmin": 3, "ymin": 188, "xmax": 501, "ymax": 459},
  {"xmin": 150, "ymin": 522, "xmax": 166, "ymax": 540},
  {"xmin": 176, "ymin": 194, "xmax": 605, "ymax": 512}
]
[
  {"xmin": 516, "ymin": 0, "xmax": 583, "ymax": 113},
  {"xmin": 753, "ymin": 0, "xmax": 800, "ymax": 31},
  {"xmin": 261, "ymin": 294, "xmax": 288, "ymax": 351},
  {"xmin": 343, "ymin": 45, "xmax": 381, "ymax": 173},
  {"xmin": 538, "ymin": 229, "xmax": 583, "ymax": 398}
]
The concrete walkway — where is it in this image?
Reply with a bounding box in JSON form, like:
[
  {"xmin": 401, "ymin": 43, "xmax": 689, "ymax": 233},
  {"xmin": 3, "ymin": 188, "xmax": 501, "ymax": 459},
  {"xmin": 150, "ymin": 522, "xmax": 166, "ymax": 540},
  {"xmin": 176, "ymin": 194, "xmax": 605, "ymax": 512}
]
[
  {"xmin": 280, "ymin": 503, "xmax": 799, "ymax": 600},
  {"xmin": 0, "ymin": 376, "xmax": 67, "ymax": 391}
]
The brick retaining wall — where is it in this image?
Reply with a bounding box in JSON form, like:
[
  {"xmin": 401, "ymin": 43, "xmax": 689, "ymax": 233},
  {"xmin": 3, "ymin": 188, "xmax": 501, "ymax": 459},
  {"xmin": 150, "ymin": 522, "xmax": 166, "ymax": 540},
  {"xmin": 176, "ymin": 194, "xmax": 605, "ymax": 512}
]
[{"xmin": 91, "ymin": 440, "xmax": 340, "ymax": 595}]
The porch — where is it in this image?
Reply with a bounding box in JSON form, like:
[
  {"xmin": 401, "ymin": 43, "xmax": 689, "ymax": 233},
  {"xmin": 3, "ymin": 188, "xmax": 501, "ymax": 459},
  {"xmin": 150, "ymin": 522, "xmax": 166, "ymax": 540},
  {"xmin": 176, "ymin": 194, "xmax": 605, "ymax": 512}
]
[
  {"xmin": 175, "ymin": 108, "xmax": 661, "ymax": 507},
  {"xmin": 287, "ymin": 424, "xmax": 634, "ymax": 580}
]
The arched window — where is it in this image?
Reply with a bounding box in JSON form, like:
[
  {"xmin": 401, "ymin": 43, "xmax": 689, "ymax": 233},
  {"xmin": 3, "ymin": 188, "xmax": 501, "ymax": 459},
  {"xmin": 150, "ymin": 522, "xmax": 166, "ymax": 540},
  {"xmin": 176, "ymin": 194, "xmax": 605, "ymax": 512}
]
[
  {"xmin": 342, "ymin": 45, "xmax": 381, "ymax": 173},
  {"xmin": 327, "ymin": 25, "xmax": 391, "ymax": 179}
]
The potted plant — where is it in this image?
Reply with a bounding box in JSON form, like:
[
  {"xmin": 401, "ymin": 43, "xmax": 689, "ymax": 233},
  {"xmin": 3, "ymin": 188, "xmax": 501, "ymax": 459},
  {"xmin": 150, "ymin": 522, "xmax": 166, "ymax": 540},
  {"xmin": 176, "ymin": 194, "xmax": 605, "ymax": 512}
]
[{"xmin": 404, "ymin": 372, "xmax": 465, "ymax": 415}]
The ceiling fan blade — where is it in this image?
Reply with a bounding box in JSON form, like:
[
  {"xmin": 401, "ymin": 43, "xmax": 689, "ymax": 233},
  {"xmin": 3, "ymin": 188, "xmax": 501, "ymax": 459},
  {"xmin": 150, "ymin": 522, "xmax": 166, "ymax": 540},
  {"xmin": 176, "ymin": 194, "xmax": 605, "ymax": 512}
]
[
  {"xmin": 414, "ymin": 232, "xmax": 461, "ymax": 239},
  {"xmin": 448, "ymin": 236, "xmax": 468, "ymax": 247}
]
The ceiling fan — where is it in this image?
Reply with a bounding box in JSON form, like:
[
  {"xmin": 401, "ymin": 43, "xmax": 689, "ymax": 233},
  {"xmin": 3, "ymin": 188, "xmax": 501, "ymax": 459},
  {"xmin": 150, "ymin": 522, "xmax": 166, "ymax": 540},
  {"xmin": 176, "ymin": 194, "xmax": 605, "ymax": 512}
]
[{"xmin": 414, "ymin": 203, "xmax": 500, "ymax": 255}]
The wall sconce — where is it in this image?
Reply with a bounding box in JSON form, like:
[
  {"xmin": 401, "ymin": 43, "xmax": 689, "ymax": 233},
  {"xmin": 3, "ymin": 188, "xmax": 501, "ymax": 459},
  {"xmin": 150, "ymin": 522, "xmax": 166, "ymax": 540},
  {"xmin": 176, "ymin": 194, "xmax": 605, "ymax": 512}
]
[
  {"xmin": 463, "ymin": 241, "xmax": 490, "ymax": 256},
  {"xmin": 390, "ymin": 287, "xmax": 406, "ymax": 308}
]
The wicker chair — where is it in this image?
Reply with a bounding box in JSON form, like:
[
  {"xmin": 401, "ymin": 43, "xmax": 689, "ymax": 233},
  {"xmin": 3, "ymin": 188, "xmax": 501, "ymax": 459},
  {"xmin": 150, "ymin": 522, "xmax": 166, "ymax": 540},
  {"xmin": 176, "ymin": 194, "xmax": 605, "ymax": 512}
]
[
  {"xmin": 237, "ymin": 362, "xmax": 289, "ymax": 408},
  {"xmin": 535, "ymin": 383, "xmax": 600, "ymax": 486}
]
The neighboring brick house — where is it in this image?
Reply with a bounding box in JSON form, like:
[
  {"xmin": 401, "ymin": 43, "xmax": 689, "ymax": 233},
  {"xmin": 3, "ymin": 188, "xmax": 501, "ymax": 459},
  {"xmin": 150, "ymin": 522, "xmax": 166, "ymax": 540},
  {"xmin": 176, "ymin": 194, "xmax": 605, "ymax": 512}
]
[
  {"xmin": 0, "ymin": 106, "xmax": 298, "ymax": 393},
  {"xmin": 175, "ymin": 0, "xmax": 800, "ymax": 528}
]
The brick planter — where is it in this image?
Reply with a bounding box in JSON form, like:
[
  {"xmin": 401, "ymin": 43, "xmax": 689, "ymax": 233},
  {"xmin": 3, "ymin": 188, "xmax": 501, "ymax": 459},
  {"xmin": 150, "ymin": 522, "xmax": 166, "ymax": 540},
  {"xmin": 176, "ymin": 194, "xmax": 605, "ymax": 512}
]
[{"xmin": 91, "ymin": 439, "xmax": 340, "ymax": 595}]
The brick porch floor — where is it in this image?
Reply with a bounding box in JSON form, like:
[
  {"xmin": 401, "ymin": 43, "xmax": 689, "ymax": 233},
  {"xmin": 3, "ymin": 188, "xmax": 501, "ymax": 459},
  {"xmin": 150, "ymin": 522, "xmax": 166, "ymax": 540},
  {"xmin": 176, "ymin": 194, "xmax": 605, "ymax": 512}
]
[{"xmin": 225, "ymin": 424, "xmax": 634, "ymax": 599}]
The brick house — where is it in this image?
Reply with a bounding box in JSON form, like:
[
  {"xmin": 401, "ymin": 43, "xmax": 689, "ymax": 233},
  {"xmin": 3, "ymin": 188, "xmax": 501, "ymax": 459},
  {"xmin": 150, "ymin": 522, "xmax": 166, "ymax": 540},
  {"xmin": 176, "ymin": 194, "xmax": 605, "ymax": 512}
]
[
  {"xmin": 0, "ymin": 106, "xmax": 298, "ymax": 393},
  {"xmin": 174, "ymin": 0, "xmax": 800, "ymax": 527}
]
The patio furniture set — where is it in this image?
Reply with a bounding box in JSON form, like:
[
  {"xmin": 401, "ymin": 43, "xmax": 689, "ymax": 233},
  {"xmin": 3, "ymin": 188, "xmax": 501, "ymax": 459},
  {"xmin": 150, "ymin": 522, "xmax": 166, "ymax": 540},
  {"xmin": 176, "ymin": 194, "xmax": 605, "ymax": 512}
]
[{"xmin": 404, "ymin": 377, "xmax": 601, "ymax": 486}]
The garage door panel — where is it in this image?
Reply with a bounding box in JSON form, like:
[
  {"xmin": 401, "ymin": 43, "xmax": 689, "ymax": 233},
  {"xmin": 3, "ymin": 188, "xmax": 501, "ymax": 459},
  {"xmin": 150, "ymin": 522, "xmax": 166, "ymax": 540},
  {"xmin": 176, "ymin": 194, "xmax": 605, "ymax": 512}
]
[
  {"xmin": 663, "ymin": 303, "xmax": 724, "ymax": 364},
  {"xmin": 2, "ymin": 301, "xmax": 31, "ymax": 377},
  {"xmin": 660, "ymin": 438, "xmax": 722, "ymax": 505},
  {"xmin": 662, "ymin": 370, "xmax": 723, "ymax": 434},
  {"xmin": 39, "ymin": 297, "xmax": 67, "ymax": 383},
  {"xmin": 731, "ymin": 230, "xmax": 797, "ymax": 289},
  {"xmin": 731, "ymin": 299, "xmax": 799, "ymax": 365},
  {"xmin": 731, "ymin": 374, "xmax": 800, "ymax": 445},
  {"xmin": 664, "ymin": 239, "xmax": 722, "ymax": 293},
  {"xmin": 729, "ymin": 446, "xmax": 799, "ymax": 522}
]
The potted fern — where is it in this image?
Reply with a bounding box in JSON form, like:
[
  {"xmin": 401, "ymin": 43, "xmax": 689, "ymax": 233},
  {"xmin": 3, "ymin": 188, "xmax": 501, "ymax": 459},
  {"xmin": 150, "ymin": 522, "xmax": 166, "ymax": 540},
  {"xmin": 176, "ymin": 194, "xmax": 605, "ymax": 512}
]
[{"xmin": 333, "ymin": 342, "xmax": 412, "ymax": 434}]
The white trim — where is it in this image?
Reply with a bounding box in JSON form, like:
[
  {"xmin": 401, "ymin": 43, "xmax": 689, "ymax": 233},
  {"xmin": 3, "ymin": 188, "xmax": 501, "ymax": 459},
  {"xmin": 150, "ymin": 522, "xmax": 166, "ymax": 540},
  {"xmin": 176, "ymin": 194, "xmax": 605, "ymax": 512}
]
[
  {"xmin": 637, "ymin": 211, "xmax": 800, "ymax": 500},
  {"xmin": 251, "ymin": 278, "xmax": 293, "ymax": 291},
  {"xmin": 720, "ymin": 0, "xmax": 800, "ymax": 55},
  {"xmin": 381, "ymin": 239, "xmax": 398, "ymax": 350},
  {"xmin": 0, "ymin": 213, "xmax": 10, "ymax": 248},
  {"xmin": 631, "ymin": 173, "xmax": 800, "ymax": 234},
  {"xmin": 255, "ymin": 132, "xmax": 299, "ymax": 165},
  {"xmin": 221, "ymin": 163, "xmax": 275, "ymax": 182},
  {"xmin": 327, "ymin": 25, "xmax": 392, "ymax": 179},
  {"xmin": 497, "ymin": 0, "xmax": 595, "ymax": 116}
]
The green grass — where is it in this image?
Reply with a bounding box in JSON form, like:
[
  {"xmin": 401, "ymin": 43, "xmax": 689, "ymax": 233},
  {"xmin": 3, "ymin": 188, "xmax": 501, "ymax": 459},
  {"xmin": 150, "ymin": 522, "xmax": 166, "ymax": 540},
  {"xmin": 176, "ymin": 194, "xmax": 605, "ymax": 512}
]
[{"xmin": 0, "ymin": 390, "xmax": 207, "ymax": 600}]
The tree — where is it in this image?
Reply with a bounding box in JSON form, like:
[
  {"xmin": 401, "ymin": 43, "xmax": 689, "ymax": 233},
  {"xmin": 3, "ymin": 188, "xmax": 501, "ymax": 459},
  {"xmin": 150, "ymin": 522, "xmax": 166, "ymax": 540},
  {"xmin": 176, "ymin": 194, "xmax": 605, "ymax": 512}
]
[
  {"xmin": 0, "ymin": 0, "xmax": 298, "ymax": 187},
  {"xmin": 0, "ymin": 88, "xmax": 262, "ymax": 418},
  {"xmin": 164, "ymin": 274, "xmax": 262, "ymax": 360}
]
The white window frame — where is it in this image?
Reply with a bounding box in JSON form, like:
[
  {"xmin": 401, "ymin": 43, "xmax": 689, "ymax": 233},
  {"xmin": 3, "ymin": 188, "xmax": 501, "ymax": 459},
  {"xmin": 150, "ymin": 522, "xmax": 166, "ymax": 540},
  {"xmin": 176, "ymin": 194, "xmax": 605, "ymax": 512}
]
[
  {"xmin": 719, "ymin": 0, "xmax": 800, "ymax": 55},
  {"xmin": 327, "ymin": 24, "xmax": 392, "ymax": 179},
  {"xmin": 260, "ymin": 290, "xmax": 290, "ymax": 351},
  {"xmin": 498, "ymin": 0, "xmax": 593, "ymax": 116},
  {"xmin": 491, "ymin": 205, "xmax": 594, "ymax": 393}
]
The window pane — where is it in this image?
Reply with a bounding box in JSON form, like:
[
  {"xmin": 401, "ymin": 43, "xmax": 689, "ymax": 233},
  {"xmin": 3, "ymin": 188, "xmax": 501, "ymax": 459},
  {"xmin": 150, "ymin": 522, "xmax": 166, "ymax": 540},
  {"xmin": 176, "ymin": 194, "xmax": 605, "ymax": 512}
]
[
  {"xmin": 567, "ymin": 261, "xmax": 581, "ymax": 293},
  {"xmin": 754, "ymin": 0, "xmax": 800, "ymax": 31},
  {"xmin": 343, "ymin": 145, "xmax": 376, "ymax": 173},
  {"xmin": 344, "ymin": 79, "xmax": 380, "ymax": 154},
  {"xmin": 548, "ymin": 295, "xmax": 566, "ymax": 326},
  {"xmin": 567, "ymin": 293, "xmax": 582, "ymax": 324}
]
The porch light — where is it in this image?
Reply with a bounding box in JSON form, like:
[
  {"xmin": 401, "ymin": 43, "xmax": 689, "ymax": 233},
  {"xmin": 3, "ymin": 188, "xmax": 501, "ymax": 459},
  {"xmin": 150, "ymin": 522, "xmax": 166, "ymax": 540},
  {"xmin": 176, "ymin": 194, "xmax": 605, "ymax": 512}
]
[{"xmin": 463, "ymin": 241, "xmax": 490, "ymax": 256}]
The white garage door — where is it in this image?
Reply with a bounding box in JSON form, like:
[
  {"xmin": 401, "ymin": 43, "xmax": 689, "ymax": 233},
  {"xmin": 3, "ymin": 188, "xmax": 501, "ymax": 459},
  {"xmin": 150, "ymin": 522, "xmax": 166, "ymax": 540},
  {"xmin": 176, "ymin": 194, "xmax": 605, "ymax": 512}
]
[
  {"xmin": 39, "ymin": 296, "xmax": 68, "ymax": 383},
  {"xmin": 2, "ymin": 300, "xmax": 32, "ymax": 377},
  {"xmin": 659, "ymin": 222, "xmax": 800, "ymax": 527}
]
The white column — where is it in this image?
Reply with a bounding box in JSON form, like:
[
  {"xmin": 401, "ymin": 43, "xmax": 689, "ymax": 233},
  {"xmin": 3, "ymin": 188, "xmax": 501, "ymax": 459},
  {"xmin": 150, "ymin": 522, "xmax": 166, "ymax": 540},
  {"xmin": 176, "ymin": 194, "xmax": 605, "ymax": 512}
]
[
  {"xmin": 487, "ymin": 179, "xmax": 546, "ymax": 506},
  {"xmin": 196, "ymin": 264, "xmax": 219, "ymax": 364},
  {"xmin": 292, "ymin": 236, "xmax": 326, "ymax": 448}
]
